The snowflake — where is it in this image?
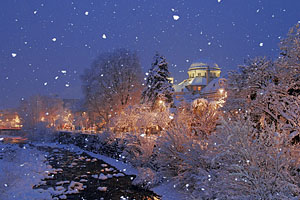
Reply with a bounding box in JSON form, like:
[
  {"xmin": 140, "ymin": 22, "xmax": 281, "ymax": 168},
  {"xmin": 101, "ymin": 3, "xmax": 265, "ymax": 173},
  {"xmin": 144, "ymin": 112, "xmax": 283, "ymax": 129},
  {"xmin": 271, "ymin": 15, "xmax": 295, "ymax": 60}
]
[
  {"xmin": 102, "ymin": 34, "xmax": 107, "ymax": 39},
  {"xmin": 33, "ymin": 10, "xmax": 38, "ymax": 15},
  {"xmin": 11, "ymin": 53, "xmax": 17, "ymax": 57},
  {"xmin": 217, "ymin": 0, "xmax": 222, "ymax": 2},
  {"xmin": 52, "ymin": 37, "xmax": 57, "ymax": 42},
  {"xmin": 173, "ymin": 15, "xmax": 180, "ymax": 21},
  {"xmin": 84, "ymin": 11, "xmax": 89, "ymax": 16},
  {"xmin": 259, "ymin": 42, "xmax": 264, "ymax": 47},
  {"xmin": 44, "ymin": 82, "xmax": 48, "ymax": 86}
]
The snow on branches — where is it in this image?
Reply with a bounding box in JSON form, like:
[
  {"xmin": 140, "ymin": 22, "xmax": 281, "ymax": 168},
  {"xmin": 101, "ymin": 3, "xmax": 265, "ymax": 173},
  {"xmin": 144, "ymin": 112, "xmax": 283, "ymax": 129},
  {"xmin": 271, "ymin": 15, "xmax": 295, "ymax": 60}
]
[{"xmin": 141, "ymin": 53, "xmax": 174, "ymax": 108}]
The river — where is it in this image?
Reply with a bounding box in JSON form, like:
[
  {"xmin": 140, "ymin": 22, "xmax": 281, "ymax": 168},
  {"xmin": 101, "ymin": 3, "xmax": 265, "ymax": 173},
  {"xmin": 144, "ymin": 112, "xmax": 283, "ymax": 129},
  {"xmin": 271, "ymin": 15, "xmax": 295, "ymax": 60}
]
[{"xmin": 0, "ymin": 134, "xmax": 160, "ymax": 200}]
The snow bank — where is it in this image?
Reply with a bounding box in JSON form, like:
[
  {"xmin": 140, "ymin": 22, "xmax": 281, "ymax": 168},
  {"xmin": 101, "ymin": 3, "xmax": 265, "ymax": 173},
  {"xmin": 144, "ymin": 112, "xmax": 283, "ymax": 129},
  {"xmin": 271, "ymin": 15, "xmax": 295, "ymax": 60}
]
[{"xmin": 0, "ymin": 143, "xmax": 52, "ymax": 200}]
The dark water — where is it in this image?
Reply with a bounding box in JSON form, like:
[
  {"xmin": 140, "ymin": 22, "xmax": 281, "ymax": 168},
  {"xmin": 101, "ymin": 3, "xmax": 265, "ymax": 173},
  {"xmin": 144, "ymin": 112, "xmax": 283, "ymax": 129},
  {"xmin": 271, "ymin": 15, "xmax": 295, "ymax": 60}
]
[{"xmin": 33, "ymin": 146, "xmax": 160, "ymax": 200}]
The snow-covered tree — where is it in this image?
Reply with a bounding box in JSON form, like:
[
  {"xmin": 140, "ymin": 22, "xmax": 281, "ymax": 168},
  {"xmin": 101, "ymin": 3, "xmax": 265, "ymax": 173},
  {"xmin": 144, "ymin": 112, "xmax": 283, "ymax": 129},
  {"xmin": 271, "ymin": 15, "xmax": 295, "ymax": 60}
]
[
  {"xmin": 141, "ymin": 53, "xmax": 174, "ymax": 108},
  {"xmin": 111, "ymin": 103, "xmax": 171, "ymax": 135},
  {"xmin": 81, "ymin": 49, "xmax": 143, "ymax": 127},
  {"xmin": 225, "ymin": 57, "xmax": 276, "ymax": 113},
  {"xmin": 279, "ymin": 23, "xmax": 300, "ymax": 73},
  {"xmin": 225, "ymin": 26, "xmax": 300, "ymax": 143},
  {"xmin": 206, "ymin": 115, "xmax": 300, "ymax": 199}
]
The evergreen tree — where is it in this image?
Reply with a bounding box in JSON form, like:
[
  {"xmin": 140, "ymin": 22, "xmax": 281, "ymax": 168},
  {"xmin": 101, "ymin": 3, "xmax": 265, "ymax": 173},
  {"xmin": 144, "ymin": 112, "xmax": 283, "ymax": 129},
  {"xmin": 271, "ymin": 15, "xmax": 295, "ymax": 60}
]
[{"xmin": 141, "ymin": 53, "xmax": 174, "ymax": 107}]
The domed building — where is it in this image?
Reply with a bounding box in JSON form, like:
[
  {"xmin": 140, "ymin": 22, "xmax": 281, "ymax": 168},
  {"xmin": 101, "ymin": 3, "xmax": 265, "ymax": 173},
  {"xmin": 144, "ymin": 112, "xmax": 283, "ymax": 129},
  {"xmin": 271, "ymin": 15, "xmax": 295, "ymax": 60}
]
[{"xmin": 174, "ymin": 59, "xmax": 223, "ymax": 94}]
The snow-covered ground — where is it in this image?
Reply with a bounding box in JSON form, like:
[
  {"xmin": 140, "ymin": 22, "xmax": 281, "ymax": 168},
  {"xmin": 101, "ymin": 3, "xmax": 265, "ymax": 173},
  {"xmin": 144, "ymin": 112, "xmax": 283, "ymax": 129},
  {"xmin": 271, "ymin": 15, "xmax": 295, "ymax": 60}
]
[{"xmin": 0, "ymin": 142, "xmax": 52, "ymax": 200}]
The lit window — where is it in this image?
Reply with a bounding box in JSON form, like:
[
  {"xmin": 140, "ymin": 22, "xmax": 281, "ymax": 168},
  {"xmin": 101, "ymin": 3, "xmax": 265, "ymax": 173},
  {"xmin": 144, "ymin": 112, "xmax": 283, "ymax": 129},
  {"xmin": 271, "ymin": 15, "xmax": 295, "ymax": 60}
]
[{"xmin": 198, "ymin": 86, "xmax": 201, "ymax": 91}]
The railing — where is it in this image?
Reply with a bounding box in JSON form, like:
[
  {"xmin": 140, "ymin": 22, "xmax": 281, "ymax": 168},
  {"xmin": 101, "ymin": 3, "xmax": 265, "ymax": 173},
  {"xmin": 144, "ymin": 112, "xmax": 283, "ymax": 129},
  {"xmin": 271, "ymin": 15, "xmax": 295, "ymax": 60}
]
[{"xmin": 0, "ymin": 127, "xmax": 21, "ymax": 130}]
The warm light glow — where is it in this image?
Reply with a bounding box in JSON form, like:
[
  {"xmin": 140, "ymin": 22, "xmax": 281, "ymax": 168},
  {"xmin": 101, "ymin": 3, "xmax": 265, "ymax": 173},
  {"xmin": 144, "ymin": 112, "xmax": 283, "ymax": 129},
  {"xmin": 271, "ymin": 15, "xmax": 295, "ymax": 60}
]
[
  {"xmin": 0, "ymin": 113, "xmax": 23, "ymax": 129},
  {"xmin": 219, "ymin": 88, "xmax": 224, "ymax": 94}
]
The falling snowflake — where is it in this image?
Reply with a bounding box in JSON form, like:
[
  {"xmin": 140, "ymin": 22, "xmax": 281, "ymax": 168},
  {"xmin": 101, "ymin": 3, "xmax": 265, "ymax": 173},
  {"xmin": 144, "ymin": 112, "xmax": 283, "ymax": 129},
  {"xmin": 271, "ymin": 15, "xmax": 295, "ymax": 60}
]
[
  {"xmin": 11, "ymin": 53, "xmax": 17, "ymax": 57},
  {"xmin": 44, "ymin": 82, "xmax": 48, "ymax": 86},
  {"xmin": 84, "ymin": 11, "xmax": 89, "ymax": 16},
  {"xmin": 173, "ymin": 15, "xmax": 180, "ymax": 21},
  {"xmin": 65, "ymin": 83, "xmax": 70, "ymax": 87},
  {"xmin": 61, "ymin": 70, "xmax": 67, "ymax": 74},
  {"xmin": 33, "ymin": 10, "xmax": 38, "ymax": 15},
  {"xmin": 140, "ymin": 133, "xmax": 146, "ymax": 137},
  {"xmin": 208, "ymin": 42, "xmax": 212, "ymax": 45},
  {"xmin": 259, "ymin": 42, "xmax": 264, "ymax": 47},
  {"xmin": 52, "ymin": 37, "xmax": 57, "ymax": 42},
  {"xmin": 54, "ymin": 76, "xmax": 59, "ymax": 80},
  {"xmin": 217, "ymin": 0, "xmax": 222, "ymax": 2},
  {"xmin": 102, "ymin": 34, "xmax": 107, "ymax": 39}
]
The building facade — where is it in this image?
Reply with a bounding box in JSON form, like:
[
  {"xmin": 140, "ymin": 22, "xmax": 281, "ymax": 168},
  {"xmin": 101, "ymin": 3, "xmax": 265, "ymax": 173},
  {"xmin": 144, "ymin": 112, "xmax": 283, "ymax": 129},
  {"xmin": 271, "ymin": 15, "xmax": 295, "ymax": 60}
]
[{"xmin": 173, "ymin": 59, "xmax": 226, "ymax": 100}]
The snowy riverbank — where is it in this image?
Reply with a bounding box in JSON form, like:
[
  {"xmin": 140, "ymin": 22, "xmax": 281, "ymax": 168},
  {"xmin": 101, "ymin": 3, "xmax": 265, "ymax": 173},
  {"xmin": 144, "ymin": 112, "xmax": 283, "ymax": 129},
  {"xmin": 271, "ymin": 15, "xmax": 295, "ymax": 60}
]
[{"xmin": 0, "ymin": 142, "xmax": 52, "ymax": 200}]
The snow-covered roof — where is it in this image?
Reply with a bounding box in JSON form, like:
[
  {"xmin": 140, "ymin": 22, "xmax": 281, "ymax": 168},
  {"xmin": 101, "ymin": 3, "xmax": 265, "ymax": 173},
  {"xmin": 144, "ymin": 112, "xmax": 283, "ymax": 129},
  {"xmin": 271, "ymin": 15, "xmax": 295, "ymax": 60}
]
[
  {"xmin": 173, "ymin": 80, "xmax": 189, "ymax": 92},
  {"xmin": 189, "ymin": 77, "xmax": 207, "ymax": 86},
  {"xmin": 201, "ymin": 77, "xmax": 223, "ymax": 94}
]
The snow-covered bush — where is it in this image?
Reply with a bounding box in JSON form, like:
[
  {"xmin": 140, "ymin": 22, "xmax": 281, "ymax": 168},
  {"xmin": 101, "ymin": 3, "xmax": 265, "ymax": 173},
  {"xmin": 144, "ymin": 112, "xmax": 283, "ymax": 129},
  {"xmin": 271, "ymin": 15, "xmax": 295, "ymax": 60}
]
[
  {"xmin": 132, "ymin": 167, "xmax": 160, "ymax": 189},
  {"xmin": 121, "ymin": 131, "xmax": 157, "ymax": 168},
  {"xmin": 206, "ymin": 115, "xmax": 300, "ymax": 199},
  {"xmin": 176, "ymin": 98, "xmax": 220, "ymax": 137},
  {"xmin": 154, "ymin": 122, "xmax": 212, "ymax": 192}
]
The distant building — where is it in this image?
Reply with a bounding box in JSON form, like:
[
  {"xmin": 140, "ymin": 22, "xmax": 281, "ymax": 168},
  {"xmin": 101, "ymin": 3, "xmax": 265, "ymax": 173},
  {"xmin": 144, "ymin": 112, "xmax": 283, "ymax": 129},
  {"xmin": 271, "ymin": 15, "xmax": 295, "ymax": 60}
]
[
  {"xmin": 0, "ymin": 109, "xmax": 22, "ymax": 129},
  {"xmin": 173, "ymin": 59, "xmax": 226, "ymax": 99}
]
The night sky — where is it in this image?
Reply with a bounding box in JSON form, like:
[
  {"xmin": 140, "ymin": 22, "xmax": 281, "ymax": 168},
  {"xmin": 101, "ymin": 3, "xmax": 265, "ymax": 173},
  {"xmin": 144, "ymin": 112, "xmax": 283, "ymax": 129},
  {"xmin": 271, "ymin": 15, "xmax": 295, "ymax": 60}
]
[{"xmin": 1, "ymin": 0, "xmax": 300, "ymax": 109}]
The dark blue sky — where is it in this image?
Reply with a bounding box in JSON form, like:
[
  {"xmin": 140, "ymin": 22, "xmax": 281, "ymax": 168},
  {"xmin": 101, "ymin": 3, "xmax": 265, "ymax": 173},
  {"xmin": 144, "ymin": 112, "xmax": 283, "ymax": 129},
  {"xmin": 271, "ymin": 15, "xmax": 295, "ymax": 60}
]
[{"xmin": 1, "ymin": 0, "xmax": 299, "ymax": 109}]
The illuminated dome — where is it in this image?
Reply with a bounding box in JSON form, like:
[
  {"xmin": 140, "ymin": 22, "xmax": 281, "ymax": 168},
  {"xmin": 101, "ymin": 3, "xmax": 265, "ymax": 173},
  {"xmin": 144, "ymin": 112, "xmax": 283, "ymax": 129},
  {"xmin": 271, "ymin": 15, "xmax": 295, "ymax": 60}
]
[{"xmin": 188, "ymin": 59, "xmax": 219, "ymax": 70}]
